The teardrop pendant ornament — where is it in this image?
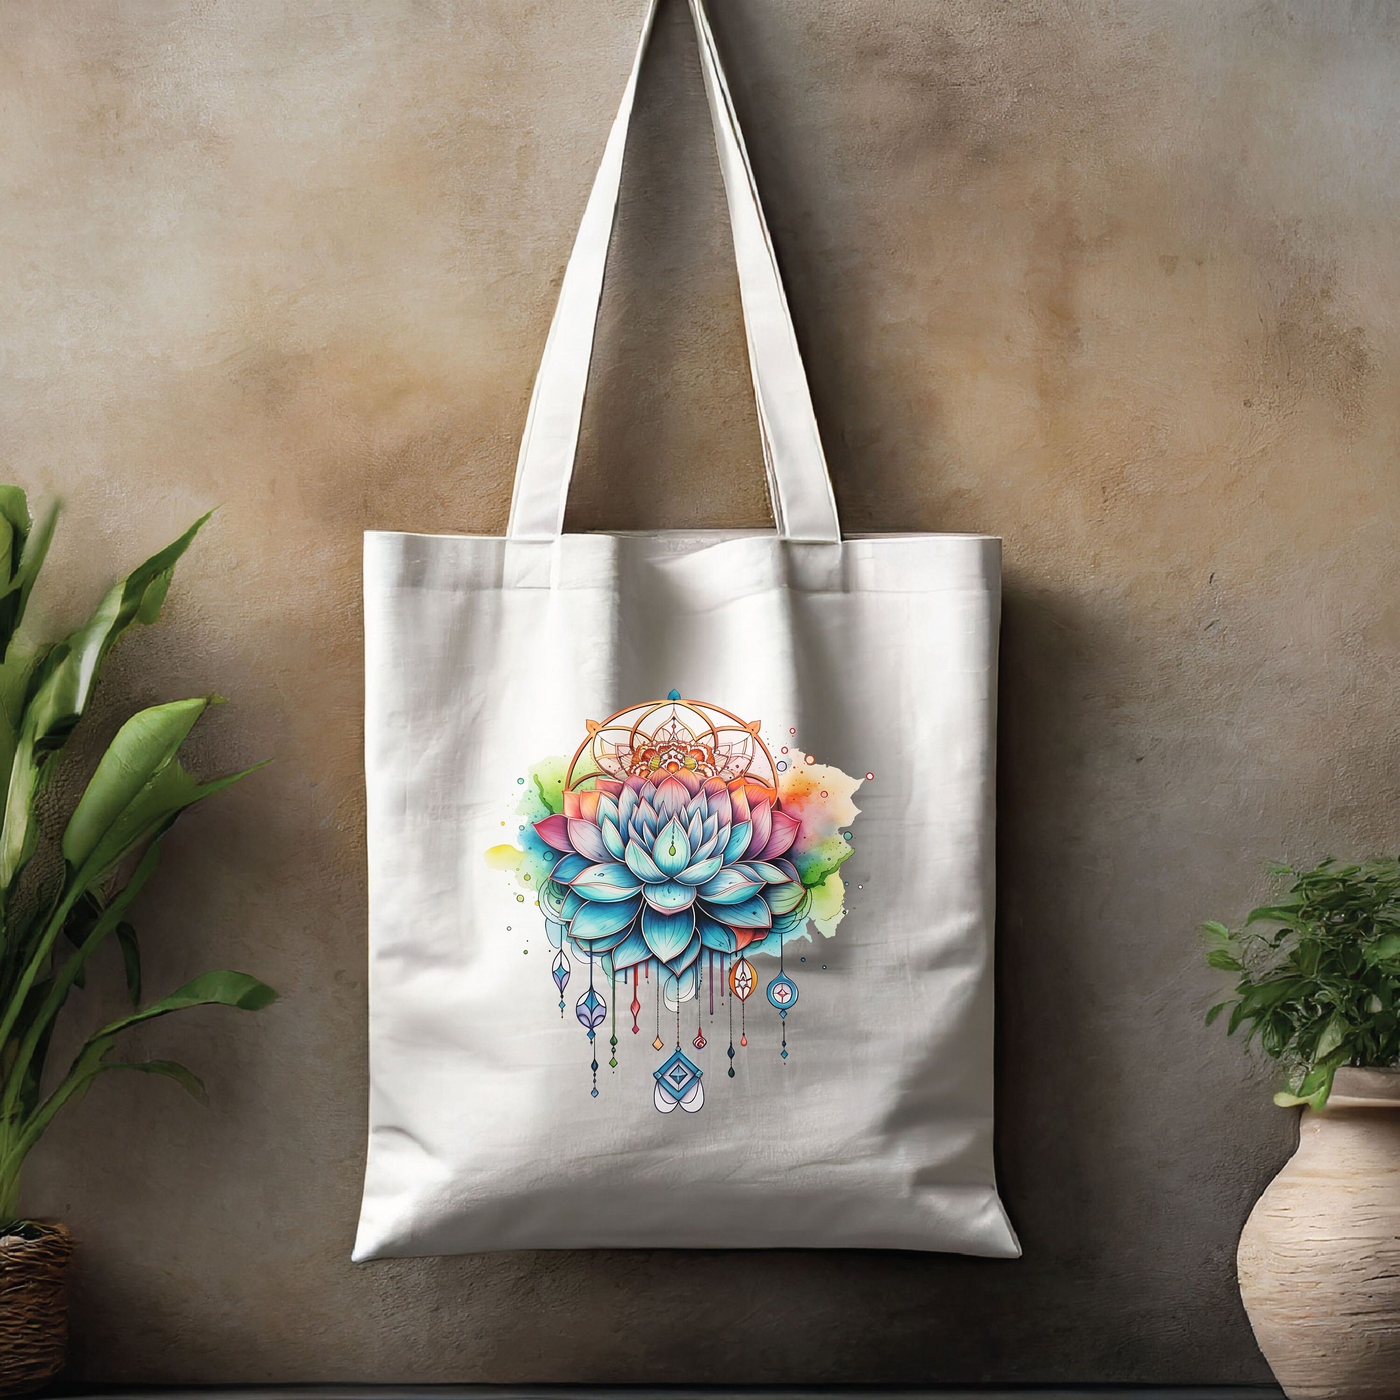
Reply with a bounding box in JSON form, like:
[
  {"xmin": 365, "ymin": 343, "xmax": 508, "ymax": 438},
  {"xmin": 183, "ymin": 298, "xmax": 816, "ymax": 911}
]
[
  {"xmin": 766, "ymin": 972, "xmax": 797, "ymax": 1011},
  {"xmin": 575, "ymin": 987, "xmax": 606, "ymax": 1030},
  {"xmin": 729, "ymin": 957, "xmax": 755, "ymax": 1001},
  {"xmin": 552, "ymin": 950, "xmax": 571, "ymax": 995}
]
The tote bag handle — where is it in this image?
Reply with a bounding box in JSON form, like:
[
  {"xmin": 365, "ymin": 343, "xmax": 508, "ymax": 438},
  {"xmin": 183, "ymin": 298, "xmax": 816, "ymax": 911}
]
[{"xmin": 506, "ymin": 0, "xmax": 842, "ymax": 544}]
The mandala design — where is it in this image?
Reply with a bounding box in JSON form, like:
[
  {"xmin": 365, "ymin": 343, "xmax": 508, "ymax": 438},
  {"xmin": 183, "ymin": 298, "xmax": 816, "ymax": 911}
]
[{"xmin": 489, "ymin": 691, "xmax": 864, "ymax": 1114}]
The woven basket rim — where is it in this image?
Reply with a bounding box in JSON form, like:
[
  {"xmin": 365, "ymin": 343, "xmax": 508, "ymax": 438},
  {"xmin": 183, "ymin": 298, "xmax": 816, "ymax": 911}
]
[{"xmin": 0, "ymin": 1222, "xmax": 71, "ymax": 1260}]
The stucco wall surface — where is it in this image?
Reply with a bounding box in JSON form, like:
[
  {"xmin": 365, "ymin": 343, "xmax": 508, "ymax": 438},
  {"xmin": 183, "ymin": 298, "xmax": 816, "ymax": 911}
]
[{"xmin": 3, "ymin": 0, "xmax": 1398, "ymax": 1383}]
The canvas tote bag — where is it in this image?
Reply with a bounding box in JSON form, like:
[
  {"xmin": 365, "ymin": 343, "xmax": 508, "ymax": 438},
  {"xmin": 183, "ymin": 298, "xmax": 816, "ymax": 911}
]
[{"xmin": 355, "ymin": 0, "xmax": 1019, "ymax": 1258}]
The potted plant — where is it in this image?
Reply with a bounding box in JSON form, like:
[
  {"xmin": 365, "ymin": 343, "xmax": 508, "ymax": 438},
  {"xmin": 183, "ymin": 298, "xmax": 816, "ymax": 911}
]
[
  {"xmin": 0, "ymin": 489, "xmax": 275, "ymax": 1395},
  {"xmin": 1206, "ymin": 859, "xmax": 1400, "ymax": 1400}
]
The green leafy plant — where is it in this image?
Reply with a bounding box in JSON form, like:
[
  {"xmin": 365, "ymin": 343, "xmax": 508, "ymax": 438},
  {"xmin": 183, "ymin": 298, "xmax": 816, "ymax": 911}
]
[
  {"xmin": 0, "ymin": 488, "xmax": 275, "ymax": 1228},
  {"xmin": 1205, "ymin": 859, "xmax": 1400, "ymax": 1111}
]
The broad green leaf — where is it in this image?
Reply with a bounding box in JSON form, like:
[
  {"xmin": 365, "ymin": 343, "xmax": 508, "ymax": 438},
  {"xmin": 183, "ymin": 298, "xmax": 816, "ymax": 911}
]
[
  {"xmin": 0, "ymin": 502, "xmax": 57, "ymax": 660},
  {"xmin": 3, "ymin": 970, "xmax": 276, "ymax": 1170},
  {"xmin": 1364, "ymin": 932, "xmax": 1400, "ymax": 965},
  {"xmin": 135, "ymin": 568, "xmax": 174, "ymax": 625},
  {"xmin": 0, "ymin": 514, "xmax": 210, "ymax": 891},
  {"xmin": 95, "ymin": 1058, "xmax": 207, "ymax": 1106},
  {"xmin": 0, "ymin": 643, "xmax": 43, "ymax": 800},
  {"xmin": 116, "ymin": 922, "xmax": 141, "ymax": 1005},
  {"xmin": 0, "ymin": 641, "xmax": 37, "ymax": 734},
  {"xmin": 91, "ymin": 970, "xmax": 278, "ymax": 1038},
  {"xmin": 0, "ymin": 488, "xmax": 27, "ymax": 562},
  {"xmin": 1238, "ymin": 979, "xmax": 1300, "ymax": 1013},
  {"xmin": 1315, "ymin": 1011, "xmax": 1348, "ymax": 1059},
  {"xmin": 73, "ymin": 750, "xmax": 261, "ymax": 893},
  {"xmin": 61, "ymin": 695, "xmax": 265, "ymax": 893},
  {"xmin": 0, "ymin": 491, "xmax": 55, "ymax": 665},
  {"xmin": 62, "ymin": 698, "xmax": 212, "ymax": 872},
  {"xmin": 1201, "ymin": 920, "xmax": 1232, "ymax": 941},
  {"xmin": 1205, "ymin": 950, "xmax": 1243, "ymax": 972},
  {"xmin": 1205, "ymin": 1000, "xmax": 1233, "ymax": 1026},
  {"xmin": 0, "ymin": 487, "xmax": 31, "ymax": 654},
  {"xmin": 1245, "ymin": 903, "xmax": 1303, "ymax": 926},
  {"xmin": 1274, "ymin": 1050, "xmax": 1348, "ymax": 1111}
]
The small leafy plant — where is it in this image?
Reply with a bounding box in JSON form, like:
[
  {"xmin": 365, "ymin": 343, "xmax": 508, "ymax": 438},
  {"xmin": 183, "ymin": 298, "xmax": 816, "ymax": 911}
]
[
  {"xmin": 0, "ymin": 488, "xmax": 275, "ymax": 1228},
  {"xmin": 1205, "ymin": 859, "xmax": 1400, "ymax": 1110}
]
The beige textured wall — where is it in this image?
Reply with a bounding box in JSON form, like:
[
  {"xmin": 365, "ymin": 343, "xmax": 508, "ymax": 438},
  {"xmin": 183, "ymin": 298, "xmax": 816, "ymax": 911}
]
[{"xmin": 3, "ymin": 0, "xmax": 1398, "ymax": 1382}]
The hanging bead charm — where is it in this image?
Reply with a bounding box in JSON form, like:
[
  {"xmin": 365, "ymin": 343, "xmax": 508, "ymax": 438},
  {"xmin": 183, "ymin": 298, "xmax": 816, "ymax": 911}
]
[{"xmin": 552, "ymin": 950, "xmax": 571, "ymax": 1015}]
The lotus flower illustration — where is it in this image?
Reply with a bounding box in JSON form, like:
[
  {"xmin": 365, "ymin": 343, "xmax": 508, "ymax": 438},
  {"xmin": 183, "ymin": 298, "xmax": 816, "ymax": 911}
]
[
  {"xmin": 488, "ymin": 693, "xmax": 863, "ymax": 1111},
  {"xmin": 534, "ymin": 769, "xmax": 811, "ymax": 1008}
]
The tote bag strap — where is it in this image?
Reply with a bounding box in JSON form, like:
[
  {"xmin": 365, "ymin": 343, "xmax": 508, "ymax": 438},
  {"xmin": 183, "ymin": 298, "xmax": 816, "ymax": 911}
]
[{"xmin": 506, "ymin": 0, "xmax": 842, "ymax": 544}]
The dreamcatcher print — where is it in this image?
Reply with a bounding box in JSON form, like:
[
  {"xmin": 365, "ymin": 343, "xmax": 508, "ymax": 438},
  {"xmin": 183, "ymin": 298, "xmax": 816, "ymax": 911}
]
[{"xmin": 488, "ymin": 692, "xmax": 865, "ymax": 1115}]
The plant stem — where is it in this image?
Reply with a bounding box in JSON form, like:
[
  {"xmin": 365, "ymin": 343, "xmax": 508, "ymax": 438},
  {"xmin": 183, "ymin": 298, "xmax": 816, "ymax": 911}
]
[
  {"xmin": 0, "ymin": 885, "xmax": 84, "ymax": 1056},
  {"xmin": 1, "ymin": 924, "xmax": 105, "ymax": 1123},
  {"xmin": 0, "ymin": 1121, "xmax": 20, "ymax": 1226}
]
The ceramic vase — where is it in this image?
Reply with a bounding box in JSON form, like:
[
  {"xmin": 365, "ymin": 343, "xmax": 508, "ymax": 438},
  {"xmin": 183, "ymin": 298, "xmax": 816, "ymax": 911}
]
[{"xmin": 1237, "ymin": 1067, "xmax": 1400, "ymax": 1399}]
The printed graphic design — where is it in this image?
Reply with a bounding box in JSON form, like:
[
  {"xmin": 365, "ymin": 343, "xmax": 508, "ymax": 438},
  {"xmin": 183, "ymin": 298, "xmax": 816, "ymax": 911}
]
[{"xmin": 488, "ymin": 692, "xmax": 864, "ymax": 1114}]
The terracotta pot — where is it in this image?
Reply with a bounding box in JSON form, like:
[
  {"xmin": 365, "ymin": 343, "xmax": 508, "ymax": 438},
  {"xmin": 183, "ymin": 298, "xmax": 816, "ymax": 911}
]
[
  {"xmin": 0, "ymin": 1222, "xmax": 72, "ymax": 1396},
  {"xmin": 1237, "ymin": 1067, "xmax": 1400, "ymax": 1400}
]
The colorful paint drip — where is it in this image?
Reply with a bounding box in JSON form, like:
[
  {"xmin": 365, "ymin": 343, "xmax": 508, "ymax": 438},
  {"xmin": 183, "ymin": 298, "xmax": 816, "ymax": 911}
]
[{"xmin": 490, "ymin": 692, "xmax": 863, "ymax": 1114}]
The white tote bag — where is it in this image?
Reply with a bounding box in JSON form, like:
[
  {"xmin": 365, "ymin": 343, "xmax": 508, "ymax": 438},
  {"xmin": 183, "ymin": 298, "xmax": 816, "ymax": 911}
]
[{"xmin": 355, "ymin": 0, "xmax": 1018, "ymax": 1259}]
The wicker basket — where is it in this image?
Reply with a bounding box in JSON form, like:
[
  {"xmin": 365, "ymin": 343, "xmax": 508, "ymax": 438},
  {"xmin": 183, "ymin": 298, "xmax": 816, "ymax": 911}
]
[{"xmin": 0, "ymin": 1223, "xmax": 71, "ymax": 1396}]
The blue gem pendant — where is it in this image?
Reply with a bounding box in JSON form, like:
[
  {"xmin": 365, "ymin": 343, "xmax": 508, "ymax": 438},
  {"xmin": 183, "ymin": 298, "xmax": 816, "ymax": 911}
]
[
  {"xmin": 653, "ymin": 1048, "xmax": 704, "ymax": 1114},
  {"xmin": 768, "ymin": 972, "xmax": 797, "ymax": 1059}
]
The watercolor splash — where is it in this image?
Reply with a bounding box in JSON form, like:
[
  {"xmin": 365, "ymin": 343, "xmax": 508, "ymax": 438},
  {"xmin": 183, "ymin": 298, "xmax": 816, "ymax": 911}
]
[{"xmin": 776, "ymin": 761, "xmax": 861, "ymax": 938}]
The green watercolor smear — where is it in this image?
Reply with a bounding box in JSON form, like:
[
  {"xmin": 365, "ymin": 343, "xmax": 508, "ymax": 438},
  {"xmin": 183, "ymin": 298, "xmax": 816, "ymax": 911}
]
[
  {"xmin": 491, "ymin": 755, "xmax": 567, "ymax": 898},
  {"xmin": 524, "ymin": 756, "xmax": 566, "ymax": 818},
  {"xmin": 810, "ymin": 869, "xmax": 847, "ymax": 938},
  {"xmin": 796, "ymin": 836, "xmax": 853, "ymax": 889}
]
